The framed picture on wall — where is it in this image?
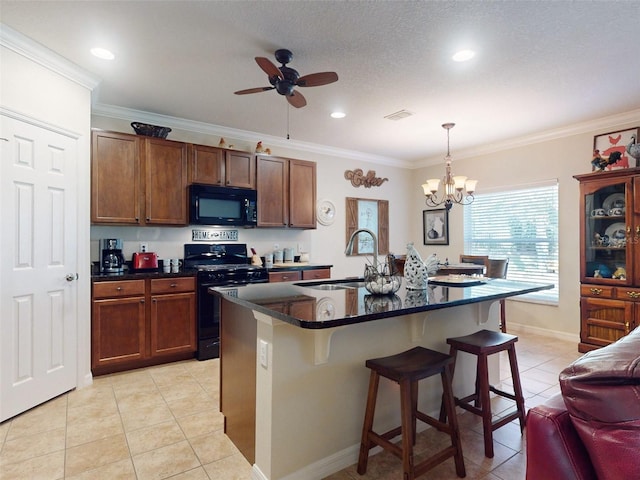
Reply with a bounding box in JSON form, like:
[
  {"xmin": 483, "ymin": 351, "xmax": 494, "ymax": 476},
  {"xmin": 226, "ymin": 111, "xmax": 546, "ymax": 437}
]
[
  {"xmin": 423, "ymin": 209, "xmax": 449, "ymax": 245},
  {"xmin": 593, "ymin": 127, "xmax": 640, "ymax": 170}
]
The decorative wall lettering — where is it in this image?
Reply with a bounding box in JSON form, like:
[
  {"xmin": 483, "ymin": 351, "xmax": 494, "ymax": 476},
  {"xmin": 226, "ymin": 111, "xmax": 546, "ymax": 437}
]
[{"xmin": 344, "ymin": 169, "xmax": 388, "ymax": 188}]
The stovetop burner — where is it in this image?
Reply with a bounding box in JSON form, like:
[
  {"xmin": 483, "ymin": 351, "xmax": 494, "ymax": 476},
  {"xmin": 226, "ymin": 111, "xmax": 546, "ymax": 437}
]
[{"xmin": 193, "ymin": 263, "xmax": 262, "ymax": 272}]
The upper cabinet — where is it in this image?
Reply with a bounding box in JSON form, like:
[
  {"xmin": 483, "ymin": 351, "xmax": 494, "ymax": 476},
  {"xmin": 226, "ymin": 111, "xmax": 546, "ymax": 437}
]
[
  {"xmin": 92, "ymin": 130, "xmax": 316, "ymax": 229},
  {"xmin": 256, "ymin": 155, "xmax": 316, "ymax": 229},
  {"xmin": 189, "ymin": 144, "xmax": 256, "ymax": 189},
  {"xmin": 144, "ymin": 138, "xmax": 188, "ymax": 225},
  {"xmin": 91, "ymin": 131, "xmax": 141, "ymax": 224},
  {"xmin": 91, "ymin": 130, "xmax": 188, "ymax": 225}
]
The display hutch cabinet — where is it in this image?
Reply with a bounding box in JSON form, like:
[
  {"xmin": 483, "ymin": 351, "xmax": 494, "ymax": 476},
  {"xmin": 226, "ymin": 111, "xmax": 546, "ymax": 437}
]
[{"xmin": 575, "ymin": 168, "xmax": 640, "ymax": 352}]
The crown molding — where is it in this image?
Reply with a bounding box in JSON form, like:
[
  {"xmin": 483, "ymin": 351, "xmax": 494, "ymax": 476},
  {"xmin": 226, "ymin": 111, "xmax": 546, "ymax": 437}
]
[
  {"xmin": 0, "ymin": 23, "xmax": 100, "ymax": 90},
  {"xmin": 418, "ymin": 109, "xmax": 640, "ymax": 168},
  {"xmin": 91, "ymin": 102, "xmax": 412, "ymax": 168}
]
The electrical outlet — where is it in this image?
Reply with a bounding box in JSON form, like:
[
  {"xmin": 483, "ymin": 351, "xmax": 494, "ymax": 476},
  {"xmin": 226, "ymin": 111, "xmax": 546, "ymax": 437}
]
[
  {"xmin": 298, "ymin": 243, "xmax": 304, "ymax": 253},
  {"xmin": 259, "ymin": 339, "xmax": 269, "ymax": 368},
  {"xmin": 139, "ymin": 242, "xmax": 148, "ymax": 253}
]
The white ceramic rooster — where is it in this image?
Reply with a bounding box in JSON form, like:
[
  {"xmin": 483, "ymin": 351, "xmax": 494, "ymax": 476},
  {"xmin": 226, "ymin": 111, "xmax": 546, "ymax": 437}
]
[
  {"xmin": 627, "ymin": 134, "xmax": 640, "ymax": 167},
  {"xmin": 404, "ymin": 243, "xmax": 429, "ymax": 290}
]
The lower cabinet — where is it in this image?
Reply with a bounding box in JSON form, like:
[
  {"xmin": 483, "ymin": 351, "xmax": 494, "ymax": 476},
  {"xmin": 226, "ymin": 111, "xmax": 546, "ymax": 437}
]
[
  {"xmin": 268, "ymin": 267, "xmax": 331, "ymax": 283},
  {"xmin": 92, "ymin": 276, "xmax": 196, "ymax": 375},
  {"xmin": 579, "ymin": 285, "xmax": 638, "ymax": 352}
]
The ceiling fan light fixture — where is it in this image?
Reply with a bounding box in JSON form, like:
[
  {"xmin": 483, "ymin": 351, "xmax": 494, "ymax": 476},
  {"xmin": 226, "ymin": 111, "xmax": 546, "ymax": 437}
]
[
  {"xmin": 90, "ymin": 47, "xmax": 115, "ymax": 60},
  {"xmin": 331, "ymin": 111, "xmax": 346, "ymax": 119},
  {"xmin": 452, "ymin": 49, "xmax": 475, "ymax": 62}
]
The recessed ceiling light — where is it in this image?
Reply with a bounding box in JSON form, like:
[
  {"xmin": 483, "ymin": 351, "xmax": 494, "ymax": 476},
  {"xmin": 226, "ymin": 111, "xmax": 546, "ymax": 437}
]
[
  {"xmin": 331, "ymin": 111, "xmax": 346, "ymax": 119},
  {"xmin": 452, "ymin": 49, "xmax": 475, "ymax": 62},
  {"xmin": 91, "ymin": 47, "xmax": 115, "ymax": 60}
]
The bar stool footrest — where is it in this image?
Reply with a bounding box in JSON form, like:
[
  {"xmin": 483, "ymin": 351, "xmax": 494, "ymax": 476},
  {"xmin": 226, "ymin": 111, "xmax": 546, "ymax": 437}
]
[{"xmin": 489, "ymin": 385, "xmax": 516, "ymax": 401}]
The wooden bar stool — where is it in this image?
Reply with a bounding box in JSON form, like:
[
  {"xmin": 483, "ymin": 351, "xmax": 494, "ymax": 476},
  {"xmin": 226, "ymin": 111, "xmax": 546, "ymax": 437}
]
[
  {"xmin": 440, "ymin": 329, "xmax": 526, "ymax": 458},
  {"xmin": 357, "ymin": 346, "xmax": 466, "ymax": 479}
]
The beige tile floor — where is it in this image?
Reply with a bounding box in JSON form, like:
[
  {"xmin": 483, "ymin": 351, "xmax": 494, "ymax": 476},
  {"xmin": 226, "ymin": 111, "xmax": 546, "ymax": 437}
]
[{"xmin": 0, "ymin": 329, "xmax": 581, "ymax": 480}]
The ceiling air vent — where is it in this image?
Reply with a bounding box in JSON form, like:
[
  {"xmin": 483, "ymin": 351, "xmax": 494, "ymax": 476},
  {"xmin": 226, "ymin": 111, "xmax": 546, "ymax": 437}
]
[{"xmin": 384, "ymin": 110, "xmax": 414, "ymax": 121}]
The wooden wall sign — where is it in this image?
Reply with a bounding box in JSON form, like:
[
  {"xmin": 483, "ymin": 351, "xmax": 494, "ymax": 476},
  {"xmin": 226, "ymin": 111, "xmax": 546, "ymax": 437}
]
[{"xmin": 344, "ymin": 168, "xmax": 388, "ymax": 188}]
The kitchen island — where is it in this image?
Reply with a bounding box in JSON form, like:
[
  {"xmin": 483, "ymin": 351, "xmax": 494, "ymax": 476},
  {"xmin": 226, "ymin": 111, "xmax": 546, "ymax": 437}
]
[{"xmin": 212, "ymin": 278, "xmax": 552, "ymax": 480}]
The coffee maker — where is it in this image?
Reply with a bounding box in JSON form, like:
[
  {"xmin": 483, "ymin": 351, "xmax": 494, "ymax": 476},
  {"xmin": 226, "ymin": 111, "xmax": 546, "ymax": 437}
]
[{"xmin": 100, "ymin": 238, "xmax": 125, "ymax": 273}]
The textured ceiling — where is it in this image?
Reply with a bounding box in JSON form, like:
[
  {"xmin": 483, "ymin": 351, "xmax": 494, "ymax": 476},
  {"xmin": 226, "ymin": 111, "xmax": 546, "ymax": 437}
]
[{"xmin": 2, "ymin": 0, "xmax": 640, "ymax": 164}]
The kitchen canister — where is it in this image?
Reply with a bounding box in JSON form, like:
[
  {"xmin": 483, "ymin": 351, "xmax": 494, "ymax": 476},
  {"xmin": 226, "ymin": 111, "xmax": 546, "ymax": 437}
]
[
  {"xmin": 274, "ymin": 250, "xmax": 283, "ymax": 264},
  {"xmin": 284, "ymin": 248, "xmax": 295, "ymax": 263},
  {"xmin": 265, "ymin": 253, "xmax": 274, "ymax": 268}
]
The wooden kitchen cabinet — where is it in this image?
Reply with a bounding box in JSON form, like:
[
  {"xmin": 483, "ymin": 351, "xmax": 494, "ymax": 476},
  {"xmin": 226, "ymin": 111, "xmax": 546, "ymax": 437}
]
[
  {"xmin": 149, "ymin": 278, "xmax": 196, "ymax": 356},
  {"xmin": 256, "ymin": 155, "xmax": 316, "ymax": 228},
  {"xmin": 268, "ymin": 270, "xmax": 302, "ymax": 283},
  {"xmin": 91, "ymin": 130, "xmax": 188, "ymax": 225},
  {"xmin": 92, "ymin": 280, "xmax": 146, "ymax": 370},
  {"xmin": 144, "ymin": 137, "xmax": 188, "ymax": 225},
  {"xmin": 91, "ymin": 276, "xmax": 196, "ymax": 375},
  {"xmin": 575, "ymin": 169, "xmax": 640, "ymax": 352},
  {"xmin": 302, "ymin": 268, "xmax": 331, "ymax": 280},
  {"xmin": 91, "ymin": 131, "xmax": 142, "ymax": 224},
  {"xmin": 189, "ymin": 144, "xmax": 256, "ymax": 189}
]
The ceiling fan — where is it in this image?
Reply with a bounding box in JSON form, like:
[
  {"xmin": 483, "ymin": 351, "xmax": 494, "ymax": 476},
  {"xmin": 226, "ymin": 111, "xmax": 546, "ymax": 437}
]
[{"xmin": 234, "ymin": 49, "xmax": 338, "ymax": 108}]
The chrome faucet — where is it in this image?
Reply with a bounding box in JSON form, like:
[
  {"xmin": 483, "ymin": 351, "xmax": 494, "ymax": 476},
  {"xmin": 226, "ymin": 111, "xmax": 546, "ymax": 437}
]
[{"xmin": 345, "ymin": 228, "xmax": 378, "ymax": 270}]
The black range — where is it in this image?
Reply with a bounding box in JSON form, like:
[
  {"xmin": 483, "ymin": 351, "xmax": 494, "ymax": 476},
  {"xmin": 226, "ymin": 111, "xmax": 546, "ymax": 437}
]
[{"xmin": 184, "ymin": 243, "xmax": 268, "ymax": 360}]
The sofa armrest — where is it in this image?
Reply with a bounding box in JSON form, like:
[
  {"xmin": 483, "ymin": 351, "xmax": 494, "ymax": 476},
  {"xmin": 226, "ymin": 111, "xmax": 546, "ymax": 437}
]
[{"xmin": 526, "ymin": 394, "xmax": 596, "ymax": 480}]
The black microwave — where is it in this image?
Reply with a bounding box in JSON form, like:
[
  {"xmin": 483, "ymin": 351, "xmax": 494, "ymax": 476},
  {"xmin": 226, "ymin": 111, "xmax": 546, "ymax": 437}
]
[{"xmin": 189, "ymin": 184, "xmax": 257, "ymax": 227}]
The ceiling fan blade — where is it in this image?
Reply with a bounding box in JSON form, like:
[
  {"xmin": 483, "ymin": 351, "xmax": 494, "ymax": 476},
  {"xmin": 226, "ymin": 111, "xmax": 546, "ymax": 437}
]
[
  {"xmin": 234, "ymin": 87, "xmax": 275, "ymax": 95},
  {"xmin": 255, "ymin": 57, "xmax": 283, "ymax": 79},
  {"xmin": 287, "ymin": 90, "xmax": 307, "ymax": 108},
  {"xmin": 296, "ymin": 71, "xmax": 339, "ymax": 87}
]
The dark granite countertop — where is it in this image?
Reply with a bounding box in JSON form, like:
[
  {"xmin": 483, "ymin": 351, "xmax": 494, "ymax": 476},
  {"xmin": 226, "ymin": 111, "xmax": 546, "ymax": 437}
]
[
  {"xmin": 91, "ymin": 269, "xmax": 198, "ymax": 281},
  {"xmin": 210, "ymin": 277, "xmax": 553, "ymax": 329},
  {"xmin": 91, "ymin": 263, "xmax": 332, "ymax": 282}
]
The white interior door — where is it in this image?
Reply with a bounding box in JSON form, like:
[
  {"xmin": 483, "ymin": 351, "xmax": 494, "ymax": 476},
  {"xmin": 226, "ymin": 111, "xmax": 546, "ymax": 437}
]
[{"xmin": 1, "ymin": 114, "xmax": 78, "ymax": 422}]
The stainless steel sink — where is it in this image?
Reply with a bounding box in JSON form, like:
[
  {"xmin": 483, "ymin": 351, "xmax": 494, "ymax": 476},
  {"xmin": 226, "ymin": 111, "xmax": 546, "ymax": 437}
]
[
  {"xmin": 295, "ymin": 279, "xmax": 366, "ymax": 290},
  {"xmin": 304, "ymin": 284, "xmax": 351, "ymax": 290}
]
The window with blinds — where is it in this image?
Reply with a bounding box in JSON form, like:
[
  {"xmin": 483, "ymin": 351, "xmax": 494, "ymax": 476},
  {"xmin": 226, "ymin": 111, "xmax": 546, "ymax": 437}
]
[{"xmin": 463, "ymin": 182, "xmax": 559, "ymax": 303}]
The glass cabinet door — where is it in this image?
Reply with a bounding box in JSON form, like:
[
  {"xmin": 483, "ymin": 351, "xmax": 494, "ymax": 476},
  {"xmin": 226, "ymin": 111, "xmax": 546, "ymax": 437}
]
[{"xmin": 584, "ymin": 180, "xmax": 630, "ymax": 283}]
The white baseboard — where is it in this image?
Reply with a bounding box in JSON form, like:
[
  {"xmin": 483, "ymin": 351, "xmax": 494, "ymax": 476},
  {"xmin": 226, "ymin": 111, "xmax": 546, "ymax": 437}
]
[{"xmin": 508, "ymin": 322, "xmax": 579, "ymax": 344}]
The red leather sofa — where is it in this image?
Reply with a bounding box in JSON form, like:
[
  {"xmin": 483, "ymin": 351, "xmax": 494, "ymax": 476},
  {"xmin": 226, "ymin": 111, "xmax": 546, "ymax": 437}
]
[{"xmin": 526, "ymin": 327, "xmax": 640, "ymax": 480}]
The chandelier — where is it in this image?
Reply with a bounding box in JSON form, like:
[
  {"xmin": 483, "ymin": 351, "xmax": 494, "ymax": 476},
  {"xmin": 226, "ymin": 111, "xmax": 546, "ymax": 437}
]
[{"xmin": 422, "ymin": 123, "xmax": 477, "ymax": 211}]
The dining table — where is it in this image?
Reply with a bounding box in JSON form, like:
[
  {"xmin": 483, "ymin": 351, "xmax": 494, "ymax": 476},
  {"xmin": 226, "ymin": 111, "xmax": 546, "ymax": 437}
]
[{"xmin": 436, "ymin": 263, "xmax": 486, "ymax": 275}]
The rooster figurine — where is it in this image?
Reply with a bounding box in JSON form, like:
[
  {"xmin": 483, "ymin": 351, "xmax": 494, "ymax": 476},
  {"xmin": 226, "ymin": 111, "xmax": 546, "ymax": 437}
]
[
  {"xmin": 255, "ymin": 141, "xmax": 264, "ymax": 153},
  {"xmin": 592, "ymin": 150, "xmax": 622, "ymax": 171},
  {"xmin": 627, "ymin": 134, "xmax": 640, "ymax": 167},
  {"xmin": 218, "ymin": 137, "xmax": 227, "ymax": 149}
]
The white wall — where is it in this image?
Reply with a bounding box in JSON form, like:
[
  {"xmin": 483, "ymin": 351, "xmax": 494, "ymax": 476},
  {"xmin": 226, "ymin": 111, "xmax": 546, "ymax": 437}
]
[
  {"xmin": 410, "ymin": 120, "xmax": 640, "ymax": 337},
  {"xmin": 1, "ymin": 39, "xmax": 95, "ymax": 387}
]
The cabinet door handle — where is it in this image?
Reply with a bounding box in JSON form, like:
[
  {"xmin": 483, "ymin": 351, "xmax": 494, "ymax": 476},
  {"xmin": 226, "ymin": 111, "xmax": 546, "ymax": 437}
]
[
  {"xmin": 626, "ymin": 291, "xmax": 640, "ymax": 299},
  {"xmin": 152, "ymin": 298, "xmax": 157, "ymax": 303},
  {"xmin": 590, "ymin": 288, "xmax": 603, "ymax": 295},
  {"xmin": 625, "ymin": 321, "xmax": 630, "ymax": 333},
  {"xmin": 140, "ymin": 299, "xmax": 145, "ymax": 304},
  {"xmin": 636, "ymin": 226, "xmax": 640, "ymax": 238},
  {"xmin": 116, "ymin": 287, "xmax": 123, "ymax": 291},
  {"xmin": 170, "ymin": 283, "xmax": 177, "ymax": 288}
]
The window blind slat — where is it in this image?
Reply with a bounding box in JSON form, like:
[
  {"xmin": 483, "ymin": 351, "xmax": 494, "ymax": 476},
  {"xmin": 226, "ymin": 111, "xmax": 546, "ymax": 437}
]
[{"xmin": 464, "ymin": 184, "xmax": 559, "ymax": 303}]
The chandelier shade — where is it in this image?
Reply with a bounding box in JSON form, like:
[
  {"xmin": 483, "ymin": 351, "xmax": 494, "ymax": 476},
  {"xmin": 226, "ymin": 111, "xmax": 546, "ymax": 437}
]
[{"xmin": 422, "ymin": 123, "xmax": 477, "ymax": 211}]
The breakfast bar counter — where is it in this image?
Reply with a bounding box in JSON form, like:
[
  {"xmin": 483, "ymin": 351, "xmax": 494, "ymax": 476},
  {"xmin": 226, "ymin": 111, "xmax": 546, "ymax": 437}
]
[{"xmin": 211, "ymin": 278, "xmax": 552, "ymax": 480}]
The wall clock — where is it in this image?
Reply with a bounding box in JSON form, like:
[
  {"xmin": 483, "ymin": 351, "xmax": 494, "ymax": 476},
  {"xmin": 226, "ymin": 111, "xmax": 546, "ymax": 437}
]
[
  {"xmin": 315, "ymin": 297, "xmax": 336, "ymax": 320},
  {"xmin": 316, "ymin": 199, "xmax": 336, "ymax": 226}
]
